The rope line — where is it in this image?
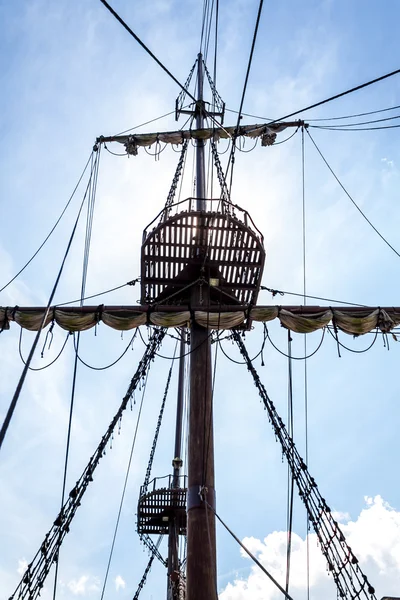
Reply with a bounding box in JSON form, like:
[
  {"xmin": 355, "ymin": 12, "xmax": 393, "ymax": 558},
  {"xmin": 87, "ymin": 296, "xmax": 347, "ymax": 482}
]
[
  {"xmin": 73, "ymin": 330, "xmax": 138, "ymax": 371},
  {"xmin": 260, "ymin": 285, "xmax": 367, "ymax": 307},
  {"xmin": 18, "ymin": 329, "xmax": 70, "ymax": 371},
  {"xmin": 53, "ymin": 147, "xmax": 101, "ymax": 599},
  {"xmin": 266, "ymin": 67, "xmax": 400, "ymax": 126},
  {"xmin": 265, "ymin": 325, "xmax": 326, "ymax": 361},
  {"xmin": 206, "ymin": 501, "xmax": 294, "ymax": 600},
  {"xmin": 227, "ymin": 0, "xmax": 264, "ymax": 194},
  {"xmin": 54, "ymin": 278, "xmax": 138, "ymax": 307},
  {"xmin": 0, "ymin": 152, "xmax": 99, "ymax": 452},
  {"xmin": 0, "ymin": 150, "xmax": 93, "ymax": 295},
  {"xmin": 99, "ymin": 369, "xmax": 151, "ymax": 599},
  {"xmin": 233, "ymin": 331, "xmax": 377, "ymax": 600},
  {"xmin": 302, "ymin": 125, "xmax": 311, "ymax": 600},
  {"xmin": 285, "ymin": 332, "xmax": 294, "ymax": 596},
  {"xmin": 306, "ymin": 129, "xmax": 400, "ymax": 259},
  {"xmin": 8, "ymin": 328, "xmax": 166, "ymax": 600}
]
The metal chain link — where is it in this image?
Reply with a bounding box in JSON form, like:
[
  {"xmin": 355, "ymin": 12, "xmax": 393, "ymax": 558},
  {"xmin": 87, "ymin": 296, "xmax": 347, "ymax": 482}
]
[
  {"xmin": 203, "ymin": 60, "xmax": 224, "ymax": 113},
  {"xmin": 210, "ymin": 139, "xmax": 235, "ymax": 216},
  {"xmin": 143, "ymin": 362, "xmax": 174, "ymax": 489},
  {"xmin": 163, "ymin": 140, "xmax": 189, "ymax": 219},
  {"xmin": 132, "ymin": 535, "xmax": 163, "ymax": 599},
  {"xmin": 176, "ymin": 62, "xmax": 196, "ymax": 114}
]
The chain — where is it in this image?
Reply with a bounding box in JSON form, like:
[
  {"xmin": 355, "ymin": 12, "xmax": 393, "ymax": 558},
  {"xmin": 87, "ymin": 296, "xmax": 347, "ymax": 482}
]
[
  {"xmin": 132, "ymin": 535, "xmax": 163, "ymax": 599},
  {"xmin": 232, "ymin": 331, "xmax": 377, "ymax": 600},
  {"xmin": 210, "ymin": 139, "xmax": 234, "ymax": 216},
  {"xmin": 163, "ymin": 140, "xmax": 189, "ymax": 219},
  {"xmin": 176, "ymin": 62, "xmax": 196, "ymax": 114},
  {"xmin": 203, "ymin": 60, "xmax": 224, "ymax": 114},
  {"xmin": 9, "ymin": 328, "xmax": 166, "ymax": 600},
  {"xmin": 143, "ymin": 362, "xmax": 174, "ymax": 490},
  {"xmin": 139, "ymin": 533, "xmax": 167, "ymax": 566}
]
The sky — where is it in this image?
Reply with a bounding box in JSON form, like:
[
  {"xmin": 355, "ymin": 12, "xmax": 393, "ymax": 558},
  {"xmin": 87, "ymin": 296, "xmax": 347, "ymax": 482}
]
[{"xmin": 1, "ymin": 0, "xmax": 400, "ymax": 599}]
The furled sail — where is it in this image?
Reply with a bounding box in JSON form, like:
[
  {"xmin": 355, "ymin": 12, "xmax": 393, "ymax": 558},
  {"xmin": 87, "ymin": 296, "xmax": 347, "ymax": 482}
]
[
  {"xmin": 97, "ymin": 121, "xmax": 305, "ymax": 155},
  {"xmin": 1, "ymin": 305, "xmax": 399, "ymax": 335}
]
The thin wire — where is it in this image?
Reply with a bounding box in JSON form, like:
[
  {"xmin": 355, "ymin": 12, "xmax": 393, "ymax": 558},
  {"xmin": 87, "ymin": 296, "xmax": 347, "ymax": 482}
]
[
  {"xmin": 225, "ymin": 102, "xmax": 400, "ymax": 123},
  {"xmin": 99, "ymin": 0, "xmax": 229, "ymax": 136},
  {"xmin": 309, "ymin": 112, "xmax": 400, "ymax": 128},
  {"xmin": 306, "ymin": 129, "xmax": 400, "ymax": 259},
  {"xmin": 273, "ymin": 128, "xmax": 300, "ymax": 145},
  {"xmin": 199, "ymin": 0, "xmax": 209, "ymax": 54},
  {"xmin": 311, "ymin": 122, "xmax": 400, "ymax": 131},
  {"xmin": 207, "ymin": 502, "xmax": 294, "ymax": 600},
  {"xmin": 73, "ymin": 331, "xmax": 137, "ymax": 371},
  {"xmin": 204, "ymin": 0, "xmax": 215, "ymax": 63},
  {"xmin": 52, "ymin": 333, "xmax": 82, "ymax": 600},
  {"xmin": 0, "ymin": 155, "xmax": 96, "ymax": 451},
  {"xmin": 100, "ymin": 368, "xmax": 151, "ymax": 599},
  {"xmin": 227, "ymin": 0, "xmax": 264, "ymax": 193},
  {"xmin": 266, "ymin": 326, "xmax": 326, "ymax": 360},
  {"xmin": 327, "ymin": 326, "xmax": 379, "ymax": 353},
  {"xmin": 55, "ymin": 279, "xmax": 138, "ymax": 307},
  {"xmin": 18, "ymin": 329, "xmax": 70, "ymax": 371},
  {"xmin": 285, "ymin": 333, "xmax": 294, "ymax": 596},
  {"xmin": 138, "ymin": 326, "xmax": 213, "ymax": 360},
  {"xmin": 218, "ymin": 332, "xmax": 266, "ymax": 365},
  {"xmin": 306, "ymin": 103, "xmax": 400, "ymax": 122},
  {"xmin": 104, "ymin": 145, "xmax": 128, "ymax": 156},
  {"xmin": 53, "ymin": 147, "xmax": 100, "ymax": 600},
  {"xmin": 260, "ymin": 285, "xmax": 367, "ymax": 307},
  {"xmin": 302, "ymin": 126, "xmax": 310, "ymax": 600},
  {"xmin": 114, "ymin": 108, "xmax": 180, "ymax": 136},
  {"xmin": 100, "ymin": 0, "xmax": 196, "ymax": 103},
  {"xmin": 0, "ymin": 151, "xmax": 93, "ymax": 295},
  {"xmin": 265, "ymin": 67, "xmax": 400, "ymax": 126}
]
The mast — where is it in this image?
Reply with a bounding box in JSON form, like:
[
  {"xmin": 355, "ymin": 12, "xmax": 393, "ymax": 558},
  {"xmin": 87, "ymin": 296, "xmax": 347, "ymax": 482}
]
[
  {"xmin": 167, "ymin": 332, "xmax": 186, "ymax": 597},
  {"xmin": 186, "ymin": 53, "xmax": 217, "ymax": 600}
]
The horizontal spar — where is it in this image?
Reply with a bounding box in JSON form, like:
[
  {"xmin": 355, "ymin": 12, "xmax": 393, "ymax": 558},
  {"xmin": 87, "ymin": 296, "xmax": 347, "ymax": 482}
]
[
  {"xmin": 97, "ymin": 121, "xmax": 306, "ymax": 154},
  {"xmin": 1, "ymin": 305, "xmax": 400, "ymax": 335}
]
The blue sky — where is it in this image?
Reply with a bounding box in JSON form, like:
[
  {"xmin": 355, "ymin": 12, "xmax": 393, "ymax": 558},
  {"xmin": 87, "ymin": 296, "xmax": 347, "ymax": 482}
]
[{"xmin": 1, "ymin": 1, "xmax": 400, "ymax": 599}]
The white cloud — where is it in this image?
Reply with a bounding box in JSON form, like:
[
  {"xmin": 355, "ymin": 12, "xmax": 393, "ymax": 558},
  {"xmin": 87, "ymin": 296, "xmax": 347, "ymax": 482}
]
[
  {"xmin": 115, "ymin": 574, "xmax": 126, "ymax": 591},
  {"xmin": 17, "ymin": 558, "xmax": 28, "ymax": 576},
  {"xmin": 331, "ymin": 510, "xmax": 351, "ymax": 522},
  {"xmin": 67, "ymin": 575, "xmax": 100, "ymax": 595},
  {"xmin": 220, "ymin": 497, "xmax": 400, "ymax": 600}
]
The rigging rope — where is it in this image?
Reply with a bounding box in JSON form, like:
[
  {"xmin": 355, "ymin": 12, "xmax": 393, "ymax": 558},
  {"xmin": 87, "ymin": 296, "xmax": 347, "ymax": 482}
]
[
  {"xmin": 232, "ymin": 330, "xmax": 377, "ymax": 600},
  {"xmin": 302, "ymin": 125, "xmax": 311, "ymax": 600},
  {"xmin": 99, "ymin": 0, "xmax": 228, "ymax": 136},
  {"xmin": 226, "ymin": 102, "xmax": 400, "ymax": 124},
  {"xmin": 73, "ymin": 330, "xmax": 138, "ymax": 371},
  {"xmin": 143, "ymin": 350, "xmax": 176, "ymax": 489},
  {"xmin": 0, "ymin": 150, "xmax": 94, "ymax": 295},
  {"xmin": 163, "ymin": 141, "xmax": 189, "ymax": 217},
  {"xmin": 0, "ymin": 151, "xmax": 99, "ymax": 452},
  {"xmin": 266, "ymin": 66, "xmax": 400, "ymax": 126},
  {"xmin": 205, "ymin": 500, "xmax": 294, "ymax": 600},
  {"xmin": 55, "ymin": 278, "xmax": 138, "ymax": 307},
  {"xmin": 226, "ymin": 0, "xmax": 264, "ymax": 194},
  {"xmin": 132, "ymin": 535, "xmax": 163, "ymax": 600},
  {"xmin": 285, "ymin": 332, "xmax": 294, "ymax": 596},
  {"xmin": 260, "ymin": 285, "xmax": 368, "ymax": 307},
  {"xmin": 306, "ymin": 129, "xmax": 400, "ymax": 260},
  {"xmin": 53, "ymin": 152, "xmax": 101, "ymax": 599},
  {"xmin": 18, "ymin": 329, "xmax": 71, "ymax": 371},
  {"xmin": 100, "ymin": 368, "xmax": 151, "ymax": 599},
  {"xmin": 9, "ymin": 328, "xmax": 166, "ymax": 600}
]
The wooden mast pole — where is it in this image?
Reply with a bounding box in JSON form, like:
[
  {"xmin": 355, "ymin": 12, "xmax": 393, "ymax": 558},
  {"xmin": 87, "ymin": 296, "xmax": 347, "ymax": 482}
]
[
  {"xmin": 186, "ymin": 53, "xmax": 218, "ymax": 600},
  {"xmin": 167, "ymin": 332, "xmax": 186, "ymax": 597}
]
